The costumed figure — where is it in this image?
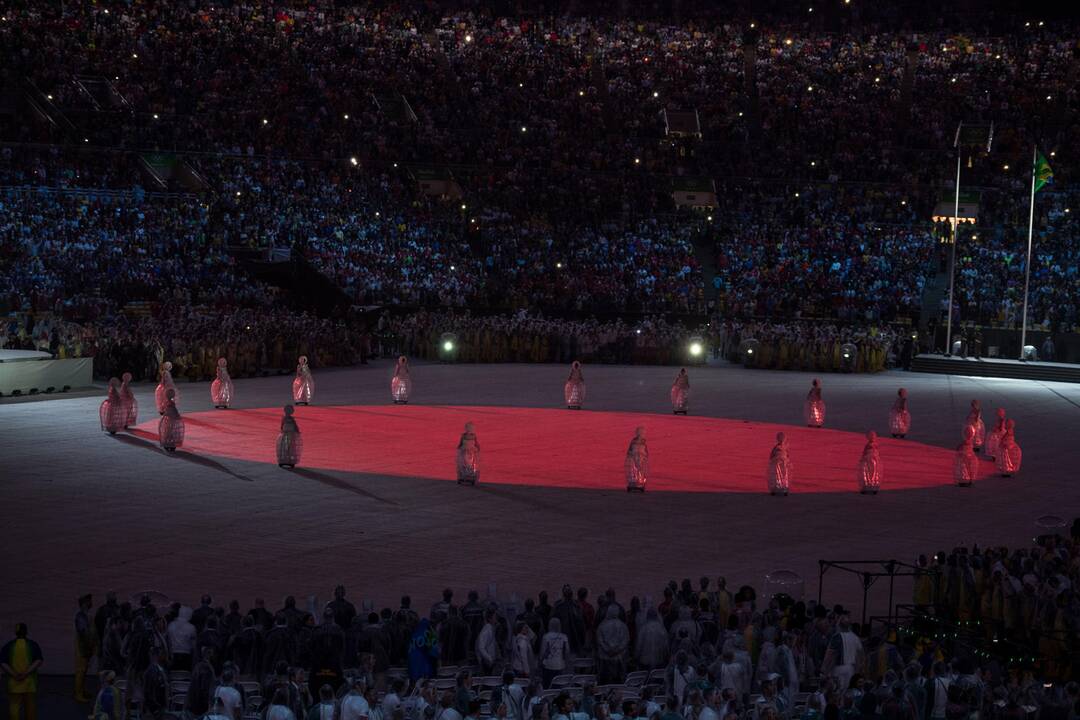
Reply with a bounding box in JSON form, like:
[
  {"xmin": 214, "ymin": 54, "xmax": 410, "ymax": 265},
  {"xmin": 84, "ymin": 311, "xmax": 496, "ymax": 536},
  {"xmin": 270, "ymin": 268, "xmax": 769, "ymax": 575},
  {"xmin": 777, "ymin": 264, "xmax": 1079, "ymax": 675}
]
[
  {"xmin": 456, "ymin": 422, "xmax": 480, "ymax": 485},
  {"xmin": 210, "ymin": 357, "xmax": 234, "ymax": 409},
  {"xmin": 964, "ymin": 399, "xmax": 986, "ymax": 450},
  {"xmin": 888, "ymin": 388, "xmax": 911, "ymax": 438},
  {"xmin": 120, "ymin": 372, "xmax": 137, "ymax": 427},
  {"xmin": 564, "ymin": 360, "xmax": 586, "ymax": 409},
  {"xmin": 804, "ymin": 378, "xmax": 825, "ymax": 427},
  {"xmin": 954, "ymin": 426, "xmax": 978, "ymax": 487},
  {"xmin": 391, "ymin": 356, "xmax": 412, "ymax": 404},
  {"xmin": 856, "ymin": 430, "xmax": 882, "ymax": 494},
  {"xmin": 158, "ymin": 388, "xmax": 185, "ymax": 452},
  {"xmin": 671, "ymin": 368, "xmax": 690, "ymax": 414},
  {"xmin": 625, "ymin": 426, "xmax": 649, "ymax": 492},
  {"xmin": 155, "ymin": 361, "xmax": 177, "ymax": 415},
  {"xmin": 292, "ymin": 356, "xmax": 314, "ymax": 405},
  {"xmin": 986, "ymin": 408, "xmax": 1007, "ymax": 459},
  {"xmin": 276, "ymin": 405, "xmax": 302, "ymax": 469},
  {"xmin": 767, "ymin": 431, "xmax": 791, "ymax": 496},
  {"xmin": 996, "ymin": 419, "xmax": 1022, "ymax": 477},
  {"xmin": 99, "ymin": 378, "xmax": 126, "ymax": 435}
]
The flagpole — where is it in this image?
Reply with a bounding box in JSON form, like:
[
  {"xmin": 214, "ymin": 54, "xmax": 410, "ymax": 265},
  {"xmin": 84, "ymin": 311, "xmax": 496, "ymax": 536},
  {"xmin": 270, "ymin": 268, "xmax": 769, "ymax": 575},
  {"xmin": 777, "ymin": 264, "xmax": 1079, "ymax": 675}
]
[
  {"xmin": 1019, "ymin": 143, "xmax": 1037, "ymax": 359},
  {"xmin": 945, "ymin": 138, "xmax": 962, "ymax": 355}
]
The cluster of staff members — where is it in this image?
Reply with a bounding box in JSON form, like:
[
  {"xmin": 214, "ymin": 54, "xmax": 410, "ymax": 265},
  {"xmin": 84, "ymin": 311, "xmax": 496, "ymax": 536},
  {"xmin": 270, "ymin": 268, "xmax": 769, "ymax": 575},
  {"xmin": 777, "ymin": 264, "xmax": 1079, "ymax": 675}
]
[{"xmin": 97, "ymin": 358, "xmax": 1023, "ymax": 493}]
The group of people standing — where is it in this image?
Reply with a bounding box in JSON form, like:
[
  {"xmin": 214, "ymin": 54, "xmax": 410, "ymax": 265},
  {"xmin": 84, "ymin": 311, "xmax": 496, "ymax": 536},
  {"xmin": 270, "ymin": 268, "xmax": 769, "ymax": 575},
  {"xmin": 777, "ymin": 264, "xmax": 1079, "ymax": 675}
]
[{"xmin": 98, "ymin": 359, "xmax": 1024, "ymax": 494}]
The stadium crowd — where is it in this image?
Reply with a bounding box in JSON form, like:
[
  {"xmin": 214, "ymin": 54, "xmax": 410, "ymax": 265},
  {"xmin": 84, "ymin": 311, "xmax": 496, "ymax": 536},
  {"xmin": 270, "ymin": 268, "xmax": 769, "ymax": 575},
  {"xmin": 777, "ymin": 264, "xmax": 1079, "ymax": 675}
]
[
  {"xmin": 41, "ymin": 525, "xmax": 1078, "ymax": 720},
  {"xmin": 1, "ymin": 2, "xmax": 1079, "ymax": 371}
]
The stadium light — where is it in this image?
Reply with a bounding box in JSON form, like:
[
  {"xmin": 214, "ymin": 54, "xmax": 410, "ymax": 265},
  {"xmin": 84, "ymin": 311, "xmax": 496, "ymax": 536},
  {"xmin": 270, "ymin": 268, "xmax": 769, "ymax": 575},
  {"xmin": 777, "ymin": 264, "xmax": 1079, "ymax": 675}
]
[
  {"xmin": 556, "ymin": 262, "xmax": 563, "ymax": 268},
  {"xmin": 350, "ymin": 157, "xmax": 358, "ymax": 166},
  {"xmin": 439, "ymin": 332, "xmax": 460, "ymax": 362},
  {"xmin": 689, "ymin": 342, "xmax": 703, "ymax": 357},
  {"xmin": 343, "ymin": 113, "xmax": 349, "ymax": 119},
  {"xmin": 688, "ymin": 336, "xmax": 706, "ymax": 363},
  {"xmin": 653, "ymin": 91, "xmax": 659, "ymax": 98},
  {"xmin": 46, "ymin": 94, "xmax": 53, "ymax": 100},
  {"xmin": 465, "ymin": 34, "xmax": 473, "ymax": 43},
  {"xmin": 520, "ymin": 126, "xmax": 527, "ymax": 133}
]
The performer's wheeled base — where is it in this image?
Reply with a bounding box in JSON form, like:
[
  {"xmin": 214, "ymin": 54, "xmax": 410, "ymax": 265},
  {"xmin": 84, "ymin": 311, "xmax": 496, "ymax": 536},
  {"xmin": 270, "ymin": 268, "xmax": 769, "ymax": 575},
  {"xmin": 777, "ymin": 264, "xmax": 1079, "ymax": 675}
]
[
  {"xmin": 296, "ymin": 401, "xmax": 309, "ymax": 406},
  {"xmin": 957, "ymin": 482, "xmax": 973, "ymax": 487},
  {"xmin": 626, "ymin": 485, "xmax": 645, "ymax": 493},
  {"xmin": 860, "ymin": 488, "xmax": 879, "ymax": 495},
  {"xmin": 770, "ymin": 491, "xmax": 789, "ymax": 496},
  {"xmin": 394, "ymin": 400, "xmax": 409, "ymax": 405},
  {"xmin": 457, "ymin": 477, "xmax": 477, "ymax": 486},
  {"xmin": 214, "ymin": 405, "xmax": 228, "ymax": 410},
  {"xmin": 279, "ymin": 463, "xmax": 295, "ymax": 470},
  {"xmin": 163, "ymin": 446, "xmax": 176, "ymax": 453},
  {"xmin": 673, "ymin": 410, "xmax": 687, "ymax": 415}
]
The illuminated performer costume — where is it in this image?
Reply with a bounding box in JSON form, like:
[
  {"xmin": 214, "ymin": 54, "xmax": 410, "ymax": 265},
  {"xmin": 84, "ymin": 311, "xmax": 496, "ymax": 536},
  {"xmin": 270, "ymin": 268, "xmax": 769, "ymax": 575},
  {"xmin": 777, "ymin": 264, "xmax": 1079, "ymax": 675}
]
[
  {"xmin": 954, "ymin": 426, "xmax": 978, "ymax": 487},
  {"xmin": 856, "ymin": 430, "xmax": 882, "ymax": 494},
  {"xmin": 625, "ymin": 427, "xmax": 649, "ymax": 492},
  {"xmin": 565, "ymin": 361, "xmax": 586, "ymax": 409},
  {"xmin": 391, "ymin": 356, "xmax": 412, "ymax": 404},
  {"xmin": 804, "ymin": 378, "xmax": 825, "ymax": 427},
  {"xmin": 158, "ymin": 388, "xmax": 185, "ymax": 452},
  {"xmin": 964, "ymin": 399, "xmax": 986, "ymax": 451},
  {"xmin": 99, "ymin": 378, "xmax": 126, "ymax": 435},
  {"xmin": 456, "ymin": 422, "xmax": 480, "ymax": 485},
  {"xmin": 276, "ymin": 405, "xmax": 302, "ymax": 469},
  {"xmin": 155, "ymin": 361, "xmax": 178, "ymax": 415},
  {"xmin": 210, "ymin": 357, "xmax": 234, "ymax": 409},
  {"xmin": 996, "ymin": 419, "xmax": 1022, "ymax": 477},
  {"xmin": 671, "ymin": 368, "xmax": 690, "ymax": 414},
  {"xmin": 120, "ymin": 372, "xmax": 137, "ymax": 428},
  {"xmin": 767, "ymin": 431, "xmax": 791, "ymax": 496},
  {"xmin": 292, "ymin": 356, "xmax": 314, "ymax": 405},
  {"xmin": 986, "ymin": 408, "xmax": 1007, "ymax": 459},
  {"xmin": 888, "ymin": 388, "xmax": 911, "ymax": 438}
]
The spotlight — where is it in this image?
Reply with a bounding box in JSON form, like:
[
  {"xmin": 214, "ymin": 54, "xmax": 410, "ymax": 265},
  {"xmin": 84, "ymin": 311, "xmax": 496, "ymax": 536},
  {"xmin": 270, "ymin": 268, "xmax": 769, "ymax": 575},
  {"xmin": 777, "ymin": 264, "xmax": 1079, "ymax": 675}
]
[
  {"xmin": 350, "ymin": 157, "xmax": 358, "ymax": 166},
  {"xmin": 840, "ymin": 343, "xmax": 857, "ymax": 372},
  {"xmin": 439, "ymin": 332, "xmax": 460, "ymax": 362},
  {"xmin": 688, "ymin": 336, "xmax": 706, "ymax": 364},
  {"xmin": 738, "ymin": 339, "xmax": 760, "ymax": 367}
]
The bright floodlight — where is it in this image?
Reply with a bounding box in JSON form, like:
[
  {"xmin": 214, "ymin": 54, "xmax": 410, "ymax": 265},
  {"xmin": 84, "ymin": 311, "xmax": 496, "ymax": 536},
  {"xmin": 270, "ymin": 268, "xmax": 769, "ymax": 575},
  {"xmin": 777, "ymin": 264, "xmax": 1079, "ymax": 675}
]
[
  {"xmin": 443, "ymin": 341, "xmax": 454, "ymax": 352},
  {"xmin": 689, "ymin": 342, "xmax": 703, "ymax": 357}
]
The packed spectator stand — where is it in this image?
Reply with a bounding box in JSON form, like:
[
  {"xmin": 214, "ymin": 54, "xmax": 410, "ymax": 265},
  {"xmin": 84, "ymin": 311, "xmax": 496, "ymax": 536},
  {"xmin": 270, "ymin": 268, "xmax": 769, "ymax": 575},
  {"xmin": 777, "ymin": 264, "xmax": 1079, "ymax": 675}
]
[
  {"xmin": 66, "ymin": 524, "xmax": 1080, "ymax": 720},
  {"xmin": 1, "ymin": 1, "xmax": 1079, "ymax": 373}
]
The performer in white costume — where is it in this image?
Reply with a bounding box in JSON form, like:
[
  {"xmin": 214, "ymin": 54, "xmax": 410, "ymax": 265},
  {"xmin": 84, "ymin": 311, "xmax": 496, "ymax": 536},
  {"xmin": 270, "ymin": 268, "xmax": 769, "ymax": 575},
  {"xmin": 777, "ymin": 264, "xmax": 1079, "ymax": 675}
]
[
  {"xmin": 276, "ymin": 405, "xmax": 302, "ymax": 469},
  {"xmin": 954, "ymin": 426, "xmax": 978, "ymax": 487},
  {"xmin": 996, "ymin": 419, "xmax": 1022, "ymax": 477},
  {"xmin": 456, "ymin": 422, "xmax": 480, "ymax": 485},
  {"xmin": 292, "ymin": 356, "xmax": 314, "ymax": 405},
  {"xmin": 856, "ymin": 430, "xmax": 882, "ymax": 494},
  {"xmin": 565, "ymin": 360, "xmax": 586, "ymax": 409},
  {"xmin": 120, "ymin": 372, "xmax": 137, "ymax": 428},
  {"xmin": 888, "ymin": 388, "xmax": 910, "ymax": 438},
  {"xmin": 625, "ymin": 427, "xmax": 649, "ymax": 492},
  {"xmin": 671, "ymin": 368, "xmax": 689, "ymax": 414},
  {"xmin": 391, "ymin": 356, "xmax": 412, "ymax": 404},
  {"xmin": 210, "ymin": 357, "xmax": 234, "ymax": 409},
  {"xmin": 986, "ymin": 408, "xmax": 1007, "ymax": 460},
  {"xmin": 158, "ymin": 389, "xmax": 185, "ymax": 452},
  {"xmin": 964, "ymin": 399, "xmax": 986, "ymax": 451},
  {"xmin": 99, "ymin": 378, "xmax": 126, "ymax": 435},
  {"xmin": 767, "ymin": 431, "xmax": 791, "ymax": 496},
  {"xmin": 155, "ymin": 361, "xmax": 178, "ymax": 415},
  {"xmin": 804, "ymin": 378, "xmax": 825, "ymax": 427}
]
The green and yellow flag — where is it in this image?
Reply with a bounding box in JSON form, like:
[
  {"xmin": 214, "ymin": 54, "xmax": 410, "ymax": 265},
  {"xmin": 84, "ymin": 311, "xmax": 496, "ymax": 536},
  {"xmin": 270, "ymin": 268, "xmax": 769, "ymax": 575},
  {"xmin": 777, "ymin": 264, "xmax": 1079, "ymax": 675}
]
[{"xmin": 1034, "ymin": 151, "xmax": 1053, "ymax": 193}]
